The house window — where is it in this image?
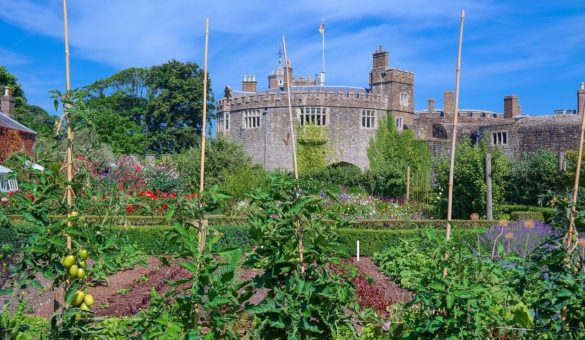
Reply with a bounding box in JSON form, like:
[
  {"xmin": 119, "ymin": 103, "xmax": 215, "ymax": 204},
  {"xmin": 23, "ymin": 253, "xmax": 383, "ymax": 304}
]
[
  {"xmin": 361, "ymin": 109, "xmax": 376, "ymax": 128},
  {"xmin": 298, "ymin": 107, "xmax": 328, "ymax": 126},
  {"xmin": 399, "ymin": 92, "xmax": 410, "ymax": 107},
  {"xmin": 492, "ymin": 131, "xmax": 508, "ymax": 145},
  {"xmin": 243, "ymin": 109, "xmax": 261, "ymax": 129},
  {"xmin": 395, "ymin": 117, "xmax": 403, "ymax": 131}
]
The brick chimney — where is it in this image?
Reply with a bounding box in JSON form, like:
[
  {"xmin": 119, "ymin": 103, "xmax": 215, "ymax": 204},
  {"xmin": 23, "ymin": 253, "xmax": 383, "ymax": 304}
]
[
  {"xmin": 283, "ymin": 60, "xmax": 294, "ymax": 89},
  {"xmin": 443, "ymin": 91, "xmax": 454, "ymax": 115},
  {"xmin": 578, "ymin": 81, "xmax": 585, "ymax": 115},
  {"xmin": 427, "ymin": 98, "xmax": 436, "ymax": 114},
  {"xmin": 504, "ymin": 95, "xmax": 521, "ymax": 118},
  {"xmin": 372, "ymin": 46, "xmax": 389, "ymax": 69},
  {"xmin": 242, "ymin": 74, "xmax": 257, "ymax": 92},
  {"xmin": 1, "ymin": 87, "xmax": 15, "ymax": 118}
]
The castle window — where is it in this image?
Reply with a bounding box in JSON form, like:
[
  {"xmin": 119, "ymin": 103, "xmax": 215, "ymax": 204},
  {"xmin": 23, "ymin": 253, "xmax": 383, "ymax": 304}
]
[
  {"xmin": 395, "ymin": 117, "xmax": 403, "ymax": 131},
  {"xmin": 480, "ymin": 112, "xmax": 486, "ymax": 118},
  {"xmin": 492, "ymin": 131, "xmax": 508, "ymax": 145},
  {"xmin": 399, "ymin": 92, "xmax": 410, "ymax": 108},
  {"xmin": 440, "ymin": 112, "xmax": 445, "ymax": 118},
  {"xmin": 243, "ymin": 109, "xmax": 261, "ymax": 129},
  {"xmin": 467, "ymin": 112, "xmax": 473, "ymax": 118},
  {"xmin": 218, "ymin": 112, "xmax": 230, "ymax": 132},
  {"xmin": 299, "ymin": 107, "xmax": 328, "ymax": 126},
  {"xmin": 361, "ymin": 109, "xmax": 376, "ymax": 128}
]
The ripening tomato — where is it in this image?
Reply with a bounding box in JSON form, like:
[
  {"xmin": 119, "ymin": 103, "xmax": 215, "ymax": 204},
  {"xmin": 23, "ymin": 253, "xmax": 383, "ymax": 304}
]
[{"xmin": 62, "ymin": 255, "xmax": 76, "ymax": 268}]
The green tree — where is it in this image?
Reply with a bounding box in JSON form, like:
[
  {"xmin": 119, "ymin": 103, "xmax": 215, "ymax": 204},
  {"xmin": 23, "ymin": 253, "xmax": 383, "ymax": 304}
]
[
  {"xmin": 434, "ymin": 140, "xmax": 509, "ymax": 219},
  {"xmin": 365, "ymin": 113, "xmax": 431, "ymax": 197},
  {"xmin": 0, "ymin": 67, "xmax": 56, "ymax": 138},
  {"xmin": 505, "ymin": 150, "xmax": 562, "ymax": 205},
  {"xmin": 84, "ymin": 60, "xmax": 213, "ymax": 154}
]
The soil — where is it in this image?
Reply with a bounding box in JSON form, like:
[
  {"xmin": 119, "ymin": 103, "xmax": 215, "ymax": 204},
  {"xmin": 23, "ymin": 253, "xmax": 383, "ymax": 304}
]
[{"xmin": 1, "ymin": 256, "xmax": 411, "ymax": 321}]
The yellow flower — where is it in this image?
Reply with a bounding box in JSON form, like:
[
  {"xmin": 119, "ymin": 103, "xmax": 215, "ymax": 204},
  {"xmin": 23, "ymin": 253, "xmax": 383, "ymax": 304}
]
[
  {"xmin": 524, "ymin": 219, "xmax": 535, "ymax": 229},
  {"xmin": 499, "ymin": 219, "xmax": 509, "ymax": 227},
  {"xmin": 505, "ymin": 232, "xmax": 514, "ymax": 240}
]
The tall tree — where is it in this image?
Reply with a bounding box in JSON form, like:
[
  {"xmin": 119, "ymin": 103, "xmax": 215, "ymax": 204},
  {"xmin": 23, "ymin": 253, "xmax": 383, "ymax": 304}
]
[{"xmin": 84, "ymin": 60, "xmax": 214, "ymax": 154}]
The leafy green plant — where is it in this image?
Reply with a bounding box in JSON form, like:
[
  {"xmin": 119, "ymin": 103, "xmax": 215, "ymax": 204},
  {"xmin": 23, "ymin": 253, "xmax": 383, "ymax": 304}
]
[{"xmin": 245, "ymin": 176, "xmax": 359, "ymax": 338}]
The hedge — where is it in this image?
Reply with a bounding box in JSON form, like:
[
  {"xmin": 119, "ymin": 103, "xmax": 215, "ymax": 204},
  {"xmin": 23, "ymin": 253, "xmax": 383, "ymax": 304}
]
[
  {"xmin": 500, "ymin": 204, "xmax": 556, "ymax": 222},
  {"xmin": 107, "ymin": 225, "xmax": 486, "ymax": 257},
  {"xmin": 7, "ymin": 214, "xmax": 496, "ymax": 229},
  {"xmin": 510, "ymin": 211, "xmax": 545, "ymax": 222}
]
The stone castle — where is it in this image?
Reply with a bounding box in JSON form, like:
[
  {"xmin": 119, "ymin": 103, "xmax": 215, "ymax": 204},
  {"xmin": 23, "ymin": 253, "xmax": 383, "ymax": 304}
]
[{"xmin": 217, "ymin": 47, "xmax": 585, "ymax": 170}]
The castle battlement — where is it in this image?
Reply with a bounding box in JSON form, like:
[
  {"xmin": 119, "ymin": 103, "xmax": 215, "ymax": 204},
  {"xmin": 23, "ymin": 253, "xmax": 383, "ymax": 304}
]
[{"xmin": 218, "ymin": 86, "xmax": 390, "ymax": 112}]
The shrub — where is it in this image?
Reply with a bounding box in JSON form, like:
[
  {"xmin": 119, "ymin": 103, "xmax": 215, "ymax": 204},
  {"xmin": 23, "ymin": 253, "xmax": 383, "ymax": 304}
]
[
  {"xmin": 500, "ymin": 204, "xmax": 556, "ymax": 222},
  {"xmin": 510, "ymin": 211, "xmax": 545, "ymax": 222},
  {"xmin": 366, "ymin": 114, "xmax": 431, "ymax": 197},
  {"xmin": 505, "ymin": 151, "xmax": 563, "ymax": 206},
  {"xmin": 434, "ymin": 140, "xmax": 509, "ymax": 219}
]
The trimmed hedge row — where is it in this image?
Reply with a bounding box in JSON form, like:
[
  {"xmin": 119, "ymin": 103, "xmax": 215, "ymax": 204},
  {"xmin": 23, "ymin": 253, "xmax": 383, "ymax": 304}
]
[
  {"xmin": 510, "ymin": 211, "xmax": 545, "ymax": 222},
  {"xmin": 109, "ymin": 225, "xmax": 486, "ymax": 257},
  {"xmin": 500, "ymin": 204, "xmax": 556, "ymax": 222},
  {"xmin": 8, "ymin": 214, "xmax": 496, "ymax": 229}
]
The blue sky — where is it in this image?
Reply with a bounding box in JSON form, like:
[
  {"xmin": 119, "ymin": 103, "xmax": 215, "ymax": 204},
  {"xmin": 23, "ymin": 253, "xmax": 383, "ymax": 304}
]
[{"xmin": 1, "ymin": 0, "xmax": 585, "ymax": 117}]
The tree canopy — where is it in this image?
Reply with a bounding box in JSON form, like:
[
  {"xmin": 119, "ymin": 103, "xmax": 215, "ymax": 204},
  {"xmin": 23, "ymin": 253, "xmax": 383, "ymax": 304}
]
[{"xmin": 83, "ymin": 60, "xmax": 214, "ymax": 154}]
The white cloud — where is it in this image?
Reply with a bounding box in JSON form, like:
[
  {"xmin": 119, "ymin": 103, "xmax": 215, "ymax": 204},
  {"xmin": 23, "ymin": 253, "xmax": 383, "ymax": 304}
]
[{"xmin": 0, "ymin": 48, "xmax": 30, "ymax": 66}]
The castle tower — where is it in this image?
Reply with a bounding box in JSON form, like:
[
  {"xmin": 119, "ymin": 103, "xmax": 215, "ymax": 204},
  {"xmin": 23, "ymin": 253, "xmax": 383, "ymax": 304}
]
[
  {"xmin": 578, "ymin": 81, "xmax": 585, "ymax": 115},
  {"xmin": 368, "ymin": 46, "xmax": 414, "ymax": 115}
]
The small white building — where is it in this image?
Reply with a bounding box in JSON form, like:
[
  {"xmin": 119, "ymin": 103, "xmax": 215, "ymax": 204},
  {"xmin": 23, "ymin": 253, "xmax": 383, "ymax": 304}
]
[{"xmin": 0, "ymin": 165, "xmax": 18, "ymax": 192}]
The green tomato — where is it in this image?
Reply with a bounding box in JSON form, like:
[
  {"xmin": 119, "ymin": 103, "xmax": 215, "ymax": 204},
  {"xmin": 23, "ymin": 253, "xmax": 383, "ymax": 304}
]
[
  {"xmin": 76, "ymin": 268, "xmax": 85, "ymax": 279},
  {"xmin": 70, "ymin": 211, "xmax": 79, "ymax": 218},
  {"xmin": 62, "ymin": 255, "xmax": 76, "ymax": 268},
  {"xmin": 72, "ymin": 290, "xmax": 85, "ymax": 306},
  {"xmin": 78, "ymin": 249, "xmax": 88, "ymax": 260},
  {"xmin": 78, "ymin": 261, "xmax": 86, "ymax": 269},
  {"xmin": 69, "ymin": 264, "xmax": 79, "ymax": 277},
  {"xmin": 83, "ymin": 294, "xmax": 94, "ymax": 306},
  {"xmin": 80, "ymin": 302, "xmax": 90, "ymax": 311}
]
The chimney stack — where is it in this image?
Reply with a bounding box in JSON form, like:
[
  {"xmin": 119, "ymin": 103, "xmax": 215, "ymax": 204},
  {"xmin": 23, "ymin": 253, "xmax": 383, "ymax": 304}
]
[
  {"xmin": 504, "ymin": 95, "xmax": 521, "ymax": 118},
  {"xmin": 578, "ymin": 81, "xmax": 585, "ymax": 115},
  {"xmin": 372, "ymin": 46, "xmax": 389, "ymax": 69},
  {"xmin": 427, "ymin": 98, "xmax": 436, "ymax": 114},
  {"xmin": 1, "ymin": 87, "xmax": 15, "ymax": 118},
  {"xmin": 242, "ymin": 74, "xmax": 257, "ymax": 92},
  {"xmin": 443, "ymin": 91, "xmax": 454, "ymax": 115},
  {"xmin": 283, "ymin": 60, "xmax": 294, "ymax": 89}
]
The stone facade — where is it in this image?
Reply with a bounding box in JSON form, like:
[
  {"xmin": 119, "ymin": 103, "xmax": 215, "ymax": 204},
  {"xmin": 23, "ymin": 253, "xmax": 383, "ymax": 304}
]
[
  {"xmin": 217, "ymin": 47, "xmax": 585, "ymax": 170},
  {"xmin": 217, "ymin": 47, "xmax": 414, "ymax": 170}
]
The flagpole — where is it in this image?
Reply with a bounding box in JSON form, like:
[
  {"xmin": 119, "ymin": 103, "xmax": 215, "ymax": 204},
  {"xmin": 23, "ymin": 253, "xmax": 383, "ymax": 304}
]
[{"xmin": 320, "ymin": 17, "xmax": 325, "ymax": 85}]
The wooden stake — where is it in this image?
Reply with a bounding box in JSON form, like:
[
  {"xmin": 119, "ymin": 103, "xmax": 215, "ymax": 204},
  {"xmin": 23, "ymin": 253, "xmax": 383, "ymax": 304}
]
[
  {"xmin": 406, "ymin": 166, "xmax": 411, "ymax": 203},
  {"xmin": 197, "ymin": 17, "xmax": 210, "ymax": 260},
  {"xmin": 63, "ymin": 0, "xmax": 73, "ymax": 251},
  {"xmin": 486, "ymin": 153, "xmax": 493, "ymax": 220},
  {"xmin": 444, "ymin": 9, "xmax": 464, "ymax": 278},
  {"xmin": 199, "ymin": 17, "xmax": 209, "ymax": 193},
  {"xmin": 565, "ymin": 96, "xmax": 585, "ymax": 253},
  {"xmin": 446, "ymin": 9, "xmax": 465, "ymax": 241},
  {"xmin": 282, "ymin": 35, "xmax": 299, "ymax": 179}
]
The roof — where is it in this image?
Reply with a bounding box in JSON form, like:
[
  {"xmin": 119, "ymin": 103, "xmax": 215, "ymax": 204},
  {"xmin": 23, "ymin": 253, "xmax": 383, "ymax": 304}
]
[
  {"xmin": 230, "ymin": 85, "xmax": 369, "ymax": 98},
  {"xmin": 0, "ymin": 111, "xmax": 36, "ymax": 134}
]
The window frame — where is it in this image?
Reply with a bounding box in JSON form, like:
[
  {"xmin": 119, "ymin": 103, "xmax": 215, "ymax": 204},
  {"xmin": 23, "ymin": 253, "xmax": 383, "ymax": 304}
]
[
  {"xmin": 242, "ymin": 109, "xmax": 261, "ymax": 129},
  {"xmin": 361, "ymin": 109, "xmax": 376, "ymax": 129},
  {"xmin": 298, "ymin": 106, "xmax": 329, "ymax": 126}
]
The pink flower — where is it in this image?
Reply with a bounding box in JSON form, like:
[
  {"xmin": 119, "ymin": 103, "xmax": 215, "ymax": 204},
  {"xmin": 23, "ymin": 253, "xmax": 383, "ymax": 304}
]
[{"xmin": 1, "ymin": 197, "xmax": 8, "ymax": 205}]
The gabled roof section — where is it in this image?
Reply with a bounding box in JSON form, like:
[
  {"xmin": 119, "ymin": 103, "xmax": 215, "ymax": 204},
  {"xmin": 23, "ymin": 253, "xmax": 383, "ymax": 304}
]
[{"xmin": 0, "ymin": 111, "xmax": 36, "ymax": 135}]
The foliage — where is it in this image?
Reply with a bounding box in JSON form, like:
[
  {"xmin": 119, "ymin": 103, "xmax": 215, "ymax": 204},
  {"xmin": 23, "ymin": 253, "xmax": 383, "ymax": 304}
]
[
  {"xmin": 302, "ymin": 162, "xmax": 363, "ymax": 191},
  {"xmin": 434, "ymin": 140, "xmax": 509, "ymax": 219},
  {"xmin": 83, "ymin": 60, "xmax": 214, "ymax": 154},
  {"xmin": 366, "ymin": 113, "xmax": 431, "ymax": 197},
  {"xmin": 297, "ymin": 124, "xmax": 335, "ymax": 174},
  {"xmin": 375, "ymin": 229, "xmax": 532, "ymax": 338},
  {"xmin": 221, "ymin": 165, "xmax": 268, "ymax": 202},
  {"xmin": 500, "ymin": 204, "xmax": 557, "ymax": 222},
  {"xmin": 244, "ymin": 176, "xmax": 360, "ymax": 338},
  {"xmin": 510, "ymin": 211, "xmax": 545, "ymax": 222},
  {"xmin": 505, "ymin": 151, "xmax": 563, "ymax": 206},
  {"xmin": 175, "ymin": 137, "xmax": 258, "ymax": 193}
]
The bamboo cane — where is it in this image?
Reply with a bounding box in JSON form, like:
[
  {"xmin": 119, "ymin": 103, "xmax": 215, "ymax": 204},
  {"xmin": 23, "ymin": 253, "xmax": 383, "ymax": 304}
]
[
  {"xmin": 198, "ymin": 17, "xmax": 209, "ymax": 257},
  {"xmin": 446, "ymin": 9, "xmax": 465, "ymax": 241},
  {"xmin": 63, "ymin": 0, "xmax": 73, "ymax": 252},
  {"xmin": 565, "ymin": 87, "xmax": 585, "ymax": 253},
  {"xmin": 406, "ymin": 166, "xmax": 411, "ymax": 203},
  {"xmin": 282, "ymin": 35, "xmax": 305, "ymax": 273},
  {"xmin": 282, "ymin": 35, "xmax": 299, "ymax": 180},
  {"xmin": 443, "ymin": 10, "xmax": 464, "ymax": 278}
]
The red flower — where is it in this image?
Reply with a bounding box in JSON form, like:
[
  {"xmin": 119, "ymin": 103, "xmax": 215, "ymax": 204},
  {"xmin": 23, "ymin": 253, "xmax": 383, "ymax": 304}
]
[{"xmin": 126, "ymin": 204, "xmax": 135, "ymax": 214}]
